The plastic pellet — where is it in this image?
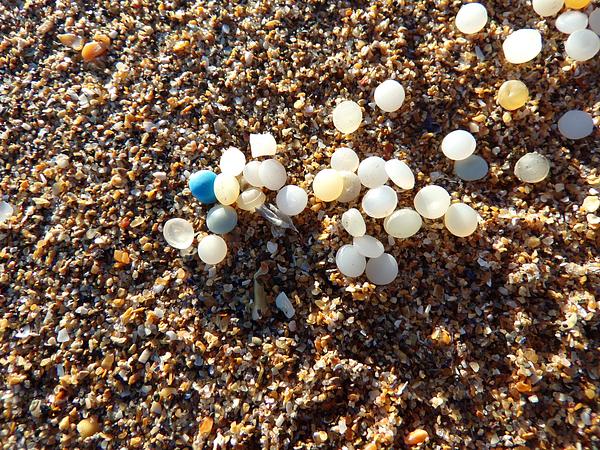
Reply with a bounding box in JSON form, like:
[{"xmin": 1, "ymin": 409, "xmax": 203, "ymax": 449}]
[
  {"xmin": 236, "ymin": 188, "xmax": 266, "ymax": 211},
  {"xmin": 341, "ymin": 208, "xmax": 366, "ymax": 237},
  {"xmin": 362, "ymin": 186, "xmax": 398, "ymax": 219},
  {"xmin": 243, "ymin": 161, "xmax": 264, "ymax": 187},
  {"xmin": 514, "ymin": 152, "xmax": 551, "ymax": 183},
  {"xmin": 259, "ymin": 159, "xmax": 287, "ymax": 191},
  {"xmin": 365, "ymin": 253, "xmax": 398, "ymax": 285},
  {"xmin": 0, "ymin": 201, "xmax": 14, "ymax": 222},
  {"xmin": 454, "ymin": 155, "xmax": 489, "ymax": 181},
  {"xmin": 444, "ymin": 203, "xmax": 479, "ymax": 237},
  {"xmin": 374, "ymin": 79, "xmax": 405, "ymax": 112},
  {"xmin": 206, "ymin": 205, "xmax": 238, "ymax": 234},
  {"xmin": 332, "ymin": 100, "xmax": 362, "ymax": 134},
  {"xmin": 250, "ymin": 133, "xmax": 277, "ymax": 157},
  {"xmin": 565, "ymin": 29, "xmax": 600, "ymax": 61},
  {"xmin": 558, "ymin": 110, "xmax": 594, "ymax": 139},
  {"xmin": 213, "ymin": 174, "xmax": 240, "ymax": 205},
  {"xmin": 565, "ymin": 0, "xmax": 591, "ymax": 9},
  {"xmin": 353, "ymin": 235, "xmax": 385, "ymax": 258},
  {"xmin": 455, "ymin": 3, "xmax": 488, "ymax": 34},
  {"xmin": 589, "ymin": 9, "xmax": 600, "ymax": 34},
  {"xmin": 219, "ymin": 147, "xmax": 246, "ymax": 176},
  {"xmin": 358, "ymin": 156, "xmax": 388, "ymax": 188},
  {"xmin": 532, "ymin": 0, "xmax": 564, "ymax": 17},
  {"xmin": 385, "ymin": 159, "xmax": 415, "ymax": 190},
  {"xmin": 497, "ymin": 80, "xmax": 529, "ymax": 110},
  {"xmin": 503, "ymin": 29, "xmax": 542, "ymax": 64},
  {"xmin": 337, "ymin": 171, "xmax": 362, "ymax": 203},
  {"xmin": 276, "ymin": 185, "xmax": 308, "ymax": 216},
  {"xmin": 335, "ymin": 245, "xmax": 366, "ymax": 277},
  {"xmin": 163, "ymin": 218, "xmax": 195, "ymax": 249},
  {"xmin": 414, "ymin": 185, "xmax": 451, "ymax": 219},
  {"xmin": 313, "ymin": 169, "xmax": 344, "ymax": 201},
  {"xmin": 197, "ymin": 235, "xmax": 227, "ymax": 265},
  {"xmin": 556, "ymin": 10, "xmax": 588, "ymax": 34},
  {"xmin": 331, "ymin": 147, "xmax": 359, "ymax": 172},
  {"xmin": 384, "ymin": 209, "xmax": 423, "ymax": 238},
  {"xmin": 441, "ymin": 130, "xmax": 476, "ymax": 160},
  {"xmin": 189, "ymin": 170, "xmax": 217, "ymax": 204},
  {"xmin": 275, "ymin": 292, "xmax": 295, "ymax": 319}
]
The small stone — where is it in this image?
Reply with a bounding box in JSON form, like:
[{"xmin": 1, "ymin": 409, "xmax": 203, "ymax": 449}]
[
  {"xmin": 250, "ymin": 133, "xmax": 277, "ymax": 157},
  {"xmin": 77, "ymin": 417, "xmax": 100, "ymax": 438},
  {"xmin": 276, "ymin": 185, "xmax": 308, "ymax": 216},
  {"xmin": 331, "ymin": 147, "xmax": 359, "ymax": 172},
  {"xmin": 503, "ymin": 29, "xmax": 542, "ymax": 64},
  {"xmin": 0, "ymin": 201, "xmax": 14, "ymax": 222},
  {"xmin": 341, "ymin": 208, "xmax": 366, "ymax": 237},
  {"xmin": 414, "ymin": 185, "xmax": 451, "ymax": 219},
  {"xmin": 362, "ymin": 186, "xmax": 398, "ymax": 218},
  {"xmin": 405, "ymin": 429, "xmax": 429, "ymax": 446},
  {"xmin": 497, "ymin": 80, "xmax": 529, "ymax": 110},
  {"xmin": 58, "ymin": 33, "xmax": 84, "ymax": 50},
  {"xmin": 275, "ymin": 292, "xmax": 295, "ymax": 318},
  {"xmin": 532, "ymin": 0, "xmax": 564, "ymax": 17},
  {"xmin": 206, "ymin": 205, "xmax": 238, "ymax": 234},
  {"xmin": 558, "ymin": 110, "xmax": 594, "ymax": 139},
  {"xmin": 565, "ymin": 29, "xmax": 600, "ymax": 61},
  {"xmin": 455, "ymin": 3, "xmax": 488, "ymax": 34},
  {"xmin": 313, "ymin": 169, "xmax": 344, "ymax": 202},
  {"xmin": 163, "ymin": 218, "xmax": 195, "ymax": 249},
  {"xmin": 441, "ymin": 130, "xmax": 476, "ymax": 160},
  {"xmin": 57, "ymin": 328, "xmax": 70, "ymax": 343},
  {"xmin": 197, "ymin": 235, "xmax": 227, "ymax": 265},
  {"xmin": 365, "ymin": 253, "xmax": 398, "ymax": 285},
  {"xmin": 358, "ymin": 156, "xmax": 388, "ymax": 188},
  {"xmin": 374, "ymin": 79, "xmax": 405, "ymax": 112},
  {"xmin": 81, "ymin": 41, "xmax": 108, "ymax": 61},
  {"xmin": 189, "ymin": 170, "xmax": 217, "ymax": 204},
  {"xmin": 444, "ymin": 203, "xmax": 479, "ymax": 237},
  {"xmin": 335, "ymin": 245, "xmax": 366, "ymax": 278},
  {"xmin": 454, "ymin": 155, "xmax": 489, "ymax": 181},
  {"xmin": 556, "ymin": 10, "xmax": 588, "ymax": 34},
  {"xmin": 514, "ymin": 152, "xmax": 551, "ymax": 183},
  {"xmin": 332, "ymin": 100, "xmax": 362, "ymax": 134},
  {"xmin": 384, "ymin": 209, "xmax": 423, "ymax": 238},
  {"xmin": 582, "ymin": 196, "xmax": 599, "ymax": 212}
]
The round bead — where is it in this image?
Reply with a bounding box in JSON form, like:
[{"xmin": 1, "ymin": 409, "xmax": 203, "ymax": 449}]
[
  {"xmin": 589, "ymin": 9, "xmax": 600, "ymax": 34},
  {"xmin": 497, "ymin": 80, "xmax": 529, "ymax": 110},
  {"xmin": 414, "ymin": 185, "xmax": 451, "ymax": 219},
  {"xmin": 189, "ymin": 170, "xmax": 217, "ymax": 204},
  {"xmin": 313, "ymin": 169, "xmax": 344, "ymax": 202},
  {"xmin": 197, "ymin": 235, "xmax": 227, "ymax": 265},
  {"xmin": 366, "ymin": 253, "xmax": 398, "ymax": 285},
  {"xmin": 236, "ymin": 188, "xmax": 266, "ymax": 211},
  {"xmin": 353, "ymin": 235, "xmax": 385, "ymax": 258},
  {"xmin": 250, "ymin": 133, "xmax": 277, "ymax": 158},
  {"xmin": 219, "ymin": 147, "xmax": 246, "ymax": 176},
  {"xmin": 332, "ymin": 100, "xmax": 362, "ymax": 134},
  {"xmin": 276, "ymin": 185, "xmax": 308, "ymax": 216},
  {"xmin": 385, "ymin": 159, "xmax": 415, "ymax": 190},
  {"xmin": 206, "ymin": 205, "xmax": 238, "ymax": 234},
  {"xmin": 259, "ymin": 159, "xmax": 287, "ymax": 191},
  {"xmin": 532, "ymin": 0, "xmax": 564, "ymax": 16},
  {"xmin": 565, "ymin": 0, "xmax": 590, "ymax": 9},
  {"xmin": 243, "ymin": 161, "xmax": 264, "ymax": 187},
  {"xmin": 213, "ymin": 174, "xmax": 240, "ymax": 205},
  {"xmin": 444, "ymin": 203, "xmax": 479, "ymax": 237},
  {"xmin": 441, "ymin": 130, "xmax": 476, "ymax": 161},
  {"xmin": 558, "ymin": 110, "xmax": 594, "ymax": 139},
  {"xmin": 556, "ymin": 10, "xmax": 588, "ymax": 34},
  {"xmin": 336, "ymin": 245, "xmax": 366, "ymax": 278},
  {"xmin": 337, "ymin": 171, "xmax": 362, "ymax": 203},
  {"xmin": 331, "ymin": 147, "xmax": 359, "ymax": 172},
  {"xmin": 503, "ymin": 29, "xmax": 542, "ymax": 64},
  {"xmin": 514, "ymin": 153, "xmax": 551, "ymax": 183},
  {"xmin": 384, "ymin": 209, "xmax": 423, "ymax": 238},
  {"xmin": 341, "ymin": 208, "xmax": 366, "ymax": 237},
  {"xmin": 358, "ymin": 156, "xmax": 388, "ymax": 188},
  {"xmin": 454, "ymin": 155, "xmax": 489, "ymax": 181},
  {"xmin": 163, "ymin": 218, "xmax": 194, "ymax": 249},
  {"xmin": 565, "ymin": 29, "xmax": 600, "ymax": 61},
  {"xmin": 374, "ymin": 80, "xmax": 405, "ymax": 112},
  {"xmin": 455, "ymin": 3, "xmax": 488, "ymax": 34},
  {"xmin": 0, "ymin": 201, "xmax": 14, "ymax": 222},
  {"xmin": 362, "ymin": 186, "xmax": 398, "ymax": 219}
]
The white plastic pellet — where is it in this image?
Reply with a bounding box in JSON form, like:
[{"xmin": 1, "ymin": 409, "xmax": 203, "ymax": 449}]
[
  {"xmin": 206, "ymin": 204, "xmax": 238, "ymax": 234},
  {"xmin": 214, "ymin": 173, "xmax": 240, "ymax": 205},
  {"xmin": 236, "ymin": 188, "xmax": 266, "ymax": 211},
  {"xmin": 313, "ymin": 169, "xmax": 344, "ymax": 202},
  {"xmin": 197, "ymin": 235, "xmax": 227, "ymax": 265},
  {"xmin": 414, "ymin": 185, "xmax": 451, "ymax": 219},
  {"xmin": 341, "ymin": 208, "xmax": 366, "ymax": 237},
  {"xmin": 163, "ymin": 218, "xmax": 194, "ymax": 249},
  {"xmin": 335, "ymin": 244, "xmax": 367, "ymax": 278},
  {"xmin": 384, "ymin": 209, "xmax": 423, "ymax": 238},
  {"xmin": 558, "ymin": 110, "xmax": 594, "ymax": 139},
  {"xmin": 358, "ymin": 156, "xmax": 388, "ymax": 188},
  {"xmin": 332, "ymin": 100, "xmax": 362, "ymax": 134},
  {"xmin": 219, "ymin": 147, "xmax": 246, "ymax": 176},
  {"xmin": 365, "ymin": 253, "xmax": 398, "ymax": 285},
  {"xmin": 385, "ymin": 159, "xmax": 415, "ymax": 190},
  {"xmin": 589, "ymin": 9, "xmax": 600, "ymax": 34},
  {"xmin": 276, "ymin": 185, "xmax": 308, "ymax": 216},
  {"xmin": 565, "ymin": 29, "xmax": 600, "ymax": 61},
  {"xmin": 362, "ymin": 186, "xmax": 398, "ymax": 219},
  {"xmin": 514, "ymin": 153, "xmax": 551, "ymax": 183},
  {"xmin": 337, "ymin": 171, "xmax": 362, "ymax": 203},
  {"xmin": 556, "ymin": 10, "xmax": 588, "ymax": 34},
  {"xmin": 353, "ymin": 235, "xmax": 385, "ymax": 258},
  {"xmin": 503, "ymin": 29, "xmax": 543, "ymax": 64},
  {"xmin": 374, "ymin": 80, "xmax": 405, "ymax": 112},
  {"xmin": 0, "ymin": 201, "xmax": 14, "ymax": 222},
  {"xmin": 250, "ymin": 133, "xmax": 277, "ymax": 158},
  {"xmin": 243, "ymin": 161, "xmax": 264, "ymax": 187},
  {"xmin": 454, "ymin": 155, "xmax": 489, "ymax": 181},
  {"xmin": 455, "ymin": 3, "xmax": 488, "ymax": 35},
  {"xmin": 331, "ymin": 147, "xmax": 360, "ymax": 172},
  {"xmin": 259, "ymin": 159, "xmax": 287, "ymax": 191},
  {"xmin": 532, "ymin": 0, "xmax": 564, "ymax": 17},
  {"xmin": 441, "ymin": 130, "xmax": 476, "ymax": 161},
  {"xmin": 444, "ymin": 203, "xmax": 479, "ymax": 237}
]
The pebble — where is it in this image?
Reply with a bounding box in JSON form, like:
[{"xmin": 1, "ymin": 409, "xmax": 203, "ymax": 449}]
[
  {"xmin": 365, "ymin": 253, "xmax": 398, "ymax": 285},
  {"xmin": 213, "ymin": 174, "xmax": 240, "ymax": 205},
  {"xmin": 353, "ymin": 235, "xmax": 385, "ymax": 258},
  {"xmin": 250, "ymin": 133, "xmax": 277, "ymax": 157},
  {"xmin": 275, "ymin": 292, "xmax": 295, "ymax": 318},
  {"xmin": 243, "ymin": 161, "xmax": 264, "ymax": 187},
  {"xmin": 589, "ymin": 9, "xmax": 600, "ymax": 34},
  {"xmin": 258, "ymin": 159, "xmax": 287, "ymax": 191},
  {"xmin": 358, "ymin": 156, "xmax": 388, "ymax": 188},
  {"xmin": 385, "ymin": 159, "xmax": 415, "ymax": 189},
  {"xmin": 219, "ymin": 147, "xmax": 246, "ymax": 176},
  {"xmin": 558, "ymin": 110, "xmax": 594, "ymax": 139},
  {"xmin": 163, "ymin": 218, "xmax": 195, "ymax": 249},
  {"xmin": 313, "ymin": 169, "xmax": 343, "ymax": 201},
  {"xmin": 336, "ymin": 171, "xmax": 362, "ymax": 203},
  {"xmin": 81, "ymin": 41, "xmax": 108, "ymax": 61},
  {"xmin": 497, "ymin": 80, "xmax": 529, "ymax": 110},
  {"xmin": 332, "ymin": 100, "xmax": 362, "ymax": 134},
  {"xmin": 384, "ymin": 209, "xmax": 423, "ymax": 238},
  {"xmin": 444, "ymin": 203, "xmax": 479, "ymax": 237},
  {"xmin": 189, "ymin": 170, "xmax": 217, "ymax": 204},
  {"xmin": 414, "ymin": 185, "xmax": 451, "ymax": 219},
  {"xmin": 335, "ymin": 245, "xmax": 367, "ymax": 277},
  {"xmin": 276, "ymin": 185, "xmax": 308, "ymax": 216},
  {"xmin": 532, "ymin": 0, "xmax": 565, "ymax": 16},
  {"xmin": 362, "ymin": 186, "xmax": 398, "ymax": 218},
  {"xmin": 514, "ymin": 152, "xmax": 551, "ymax": 183},
  {"xmin": 206, "ymin": 205, "xmax": 238, "ymax": 234},
  {"xmin": 565, "ymin": 29, "xmax": 600, "ymax": 61},
  {"xmin": 405, "ymin": 429, "xmax": 429, "ymax": 446},
  {"xmin": 565, "ymin": 0, "xmax": 591, "ymax": 8},
  {"xmin": 236, "ymin": 188, "xmax": 266, "ymax": 211},
  {"xmin": 0, "ymin": 201, "xmax": 14, "ymax": 222},
  {"xmin": 77, "ymin": 417, "xmax": 100, "ymax": 438},
  {"xmin": 454, "ymin": 155, "xmax": 489, "ymax": 181},
  {"xmin": 374, "ymin": 79, "xmax": 405, "ymax": 112},
  {"xmin": 197, "ymin": 235, "xmax": 228, "ymax": 265},
  {"xmin": 57, "ymin": 328, "xmax": 70, "ymax": 343},
  {"xmin": 455, "ymin": 3, "xmax": 488, "ymax": 35},
  {"xmin": 556, "ymin": 10, "xmax": 588, "ymax": 34},
  {"xmin": 331, "ymin": 147, "xmax": 359, "ymax": 172},
  {"xmin": 503, "ymin": 29, "xmax": 542, "ymax": 64},
  {"xmin": 582, "ymin": 196, "xmax": 600, "ymax": 212},
  {"xmin": 341, "ymin": 208, "xmax": 366, "ymax": 237},
  {"xmin": 441, "ymin": 130, "xmax": 476, "ymax": 160}
]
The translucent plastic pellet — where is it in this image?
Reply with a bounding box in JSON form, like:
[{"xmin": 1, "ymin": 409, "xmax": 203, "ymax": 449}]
[
  {"xmin": 455, "ymin": 3, "xmax": 488, "ymax": 34},
  {"xmin": 384, "ymin": 209, "xmax": 423, "ymax": 238},
  {"xmin": 532, "ymin": 0, "xmax": 564, "ymax": 17},
  {"xmin": 250, "ymin": 133, "xmax": 277, "ymax": 157},
  {"xmin": 414, "ymin": 185, "xmax": 451, "ymax": 219},
  {"xmin": 358, "ymin": 156, "xmax": 388, "ymax": 188},
  {"xmin": 219, "ymin": 147, "xmax": 246, "ymax": 176},
  {"xmin": 365, "ymin": 253, "xmax": 398, "ymax": 285},
  {"xmin": 441, "ymin": 130, "xmax": 476, "ymax": 160},
  {"xmin": 341, "ymin": 208, "xmax": 366, "ymax": 237},
  {"xmin": 313, "ymin": 169, "xmax": 344, "ymax": 202},
  {"xmin": 589, "ymin": 9, "xmax": 600, "ymax": 34},
  {"xmin": 214, "ymin": 174, "xmax": 240, "ymax": 205},
  {"xmin": 565, "ymin": 29, "xmax": 600, "ymax": 61},
  {"xmin": 514, "ymin": 153, "xmax": 550, "ymax": 183},
  {"xmin": 206, "ymin": 204, "xmax": 238, "ymax": 234},
  {"xmin": 163, "ymin": 218, "xmax": 194, "ymax": 249},
  {"xmin": 337, "ymin": 171, "xmax": 362, "ymax": 203},
  {"xmin": 236, "ymin": 188, "xmax": 266, "ymax": 211},
  {"xmin": 332, "ymin": 100, "xmax": 362, "ymax": 134},
  {"xmin": 197, "ymin": 235, "xmax": 228, "ymax": 265},
  {"xmin": 362, "ymin": 186, "xmax": 398, "ymax": 218},
  {"xmin": 497, "ymin": 80, "xmax": 529, "ymax": 110},
  {"xmin": 503, "ymin": 29, "xmax": 542, "ymax": 64},
  {"xmin": 243, "ymin": 161, "xmax": 264, "ymax": 187},
  {"xmin": 276, "ymin": 185, "xmax": 308, "ymax": 216},
  {"xmin": 558, "ymin": 110, "xmax": 594, "ymax": 139},
  {"xmin": 331, "ymin": 147, "xmax": 359, "ymax": 172},
  {"xmin": 556, "ymin": 10, "xmax": 588, "ymax": 34},
  {"xmin": 454, "ymin": 155, "xmax": 489, "ymax": 181},
  {"xmin": 385, "ymin": 159, "xmax": 415, "ymax": 190},
  {"xmin": 374, "ymin": 79, "xmax": 405, "ymax": 112},
  {"xmin": 353, "ymin": 235, "xmax": 385, "ymax": 258},
  {"xmin": 335, "ymin": 244, "xmax": 366, "ymax": 278},
  {"xmin": 259, "ymin": 159, "xmax": 287, "ymax": 191},
  {"xmin": 444, "ymin": 203, "xmax": 479, "ymax": 237}
]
